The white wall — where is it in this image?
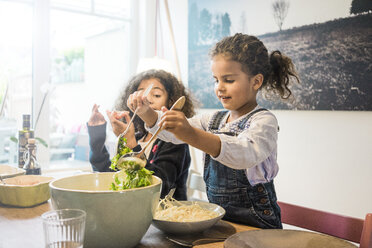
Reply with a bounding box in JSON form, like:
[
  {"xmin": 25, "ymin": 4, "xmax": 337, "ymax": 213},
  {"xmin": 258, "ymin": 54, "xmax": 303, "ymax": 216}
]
[
  {"xmin": 168, "ymin": 0, "xmax": 372, "ymax": 220},
  {"xmin": 158, "ymin": 0, "xmax": 189, "ymax": 84},
  {"xmin": 273, "ymin": 110, "xmax": 372, "ymax": 219}
]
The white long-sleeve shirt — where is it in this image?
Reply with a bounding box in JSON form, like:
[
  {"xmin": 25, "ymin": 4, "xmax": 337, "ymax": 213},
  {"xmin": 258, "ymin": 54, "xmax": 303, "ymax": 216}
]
[{"xmin": 146, "ymin": 106, "xmax": 279, "ymax": 185}]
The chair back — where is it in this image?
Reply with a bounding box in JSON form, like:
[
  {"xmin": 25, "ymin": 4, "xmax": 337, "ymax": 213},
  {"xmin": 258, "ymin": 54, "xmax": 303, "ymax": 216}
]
[
  {"xmin": 186, "ymin": 169, "xmax": 206, "ymax": 201},
  {"xmin": 278, "ymin": 201, "xmax": 372, "ymax": 248}
]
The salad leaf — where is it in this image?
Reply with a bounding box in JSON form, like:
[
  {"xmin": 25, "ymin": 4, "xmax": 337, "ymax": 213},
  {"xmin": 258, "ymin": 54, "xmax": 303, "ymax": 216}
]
[
  {"xmin": 110, "ymin": 136, "xmax": 132, "ymax": 171},
  {"xmin": 109, "ymin": 136, "xmax": 153, "ymax": 191},
  {"xmin": 110, "ymin": 167, "xmax": 153, "ymax": 190}
]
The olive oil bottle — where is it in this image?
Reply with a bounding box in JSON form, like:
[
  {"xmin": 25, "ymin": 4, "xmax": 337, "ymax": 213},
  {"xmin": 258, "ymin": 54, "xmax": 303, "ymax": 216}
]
[
  {"xmin": 24, "ymin": 138, "xmax": 41, "ymax": 175},
  {"xmin": 18, "ymin": 114, "xmax": 34, "ymax": 168}
]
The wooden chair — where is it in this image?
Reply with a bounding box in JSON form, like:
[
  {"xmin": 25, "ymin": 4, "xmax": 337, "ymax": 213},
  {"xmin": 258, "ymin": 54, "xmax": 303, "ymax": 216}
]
[{"xmin": 278, "ymin": 201, "xmax": 372, "ymax": 248}]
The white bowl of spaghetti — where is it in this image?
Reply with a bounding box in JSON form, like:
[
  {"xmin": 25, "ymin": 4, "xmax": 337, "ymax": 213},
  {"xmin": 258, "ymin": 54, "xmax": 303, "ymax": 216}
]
[{"xmin": 153, "ymin": 198, "xmax": 225, "ymax": 234}]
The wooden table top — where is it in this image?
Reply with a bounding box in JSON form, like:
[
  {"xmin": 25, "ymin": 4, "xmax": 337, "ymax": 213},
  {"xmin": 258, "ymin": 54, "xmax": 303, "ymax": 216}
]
[{"xmin": 0, "ymin": 201, "xmax": 258, "ymax": 248}]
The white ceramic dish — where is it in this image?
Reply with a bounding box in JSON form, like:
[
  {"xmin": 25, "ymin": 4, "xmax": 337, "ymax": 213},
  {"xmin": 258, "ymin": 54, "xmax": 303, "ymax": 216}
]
[
  {"xmin": 0, "ymin": 164, "xmax": 26, "ymax": 179},
  {"xmin": 152, "ymin": 201, "xmax": 225, "ymax": 234},
  {"xmin": 49, "ymin": 172, "xmax": 162, "ymax": 248}
]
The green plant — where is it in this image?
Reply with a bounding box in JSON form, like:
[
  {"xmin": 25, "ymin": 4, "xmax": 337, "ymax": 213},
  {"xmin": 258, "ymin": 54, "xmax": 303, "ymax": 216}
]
[
  {"xmin": 10, "ymin": 136, "xmax": 48, "ymax": 148},
  {"xmin": 55, "ymin": 47, "xmax": 84, "ymax": 66}
]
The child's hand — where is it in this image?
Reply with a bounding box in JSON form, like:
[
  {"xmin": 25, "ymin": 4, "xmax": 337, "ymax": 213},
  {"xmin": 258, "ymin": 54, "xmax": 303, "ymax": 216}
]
[
  {"xmin": 88, "ymin": 104, "xmax": 106, "ymax": 126},
  {"xmin": 106, "ymin": 110, "xmax": 137, "ymax": 148},
  {"xmin": 158, "ymin": 106, "xmax": 193, "ymax": 141},
  {"xmin": 106, "ymin": 110, "xmax": 127, "ymax": 136},
  {"xmin": 107, "ymin": 110, "xmax": 137, "ymax": 148},
  {"xmin": 127, "ymin": 90, "xmax": 152, "ymax": 116}
]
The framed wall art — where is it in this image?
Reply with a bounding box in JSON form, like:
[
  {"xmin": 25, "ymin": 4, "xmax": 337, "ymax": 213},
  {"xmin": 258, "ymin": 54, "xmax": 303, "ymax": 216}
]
[{"xmin": 188, "ymin": 0, "xmax": 372, "ymax": 110}]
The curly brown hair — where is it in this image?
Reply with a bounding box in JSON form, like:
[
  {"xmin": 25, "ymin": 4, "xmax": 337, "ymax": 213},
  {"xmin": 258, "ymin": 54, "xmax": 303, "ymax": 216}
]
[
  {"xmin": 210, "ymin": 33, "xmax": 300, "ymax": 99},
  {"xmin": 114, "ymin": 69, "xmax": 196, "ymax": 135}
]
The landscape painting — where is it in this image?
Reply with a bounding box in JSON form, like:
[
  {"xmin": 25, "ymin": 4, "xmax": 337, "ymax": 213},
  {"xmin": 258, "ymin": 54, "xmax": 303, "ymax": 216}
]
[{"xmin": 188, "ymin": 0, "xmax": 372, "ymax": 110}]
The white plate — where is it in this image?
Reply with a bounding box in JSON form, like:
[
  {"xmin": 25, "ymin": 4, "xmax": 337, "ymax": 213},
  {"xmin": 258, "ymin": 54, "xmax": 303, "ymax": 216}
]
[
  {"xmin": 224, "ymin": 229, "xmax": 357, "ymax": 248},
  {"xmin": 0, "ymin": 164, "xmax": 26, "ymax": 179}
]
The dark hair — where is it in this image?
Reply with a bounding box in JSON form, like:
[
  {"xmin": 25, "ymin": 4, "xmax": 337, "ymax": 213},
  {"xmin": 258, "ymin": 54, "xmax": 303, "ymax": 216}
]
[
  {"xmin": 114, "ymin": 69, "xmax": 196, "ymax": 134},
  {"xmin": 209, "ymin": 33, "xmax": 300, "ymax": 99}
]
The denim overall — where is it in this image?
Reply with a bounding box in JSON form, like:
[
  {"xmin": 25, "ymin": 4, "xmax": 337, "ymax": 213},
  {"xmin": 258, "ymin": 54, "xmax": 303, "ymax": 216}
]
[{"xmin": 204, "ymin": 109, "xmax": 282, "ymax": 229}]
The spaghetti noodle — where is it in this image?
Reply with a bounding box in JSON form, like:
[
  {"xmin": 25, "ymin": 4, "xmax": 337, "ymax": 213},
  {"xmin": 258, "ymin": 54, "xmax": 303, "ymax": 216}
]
[{"xmin": 154, "ymin": 197, "xmax": 218, "ymax": 222}]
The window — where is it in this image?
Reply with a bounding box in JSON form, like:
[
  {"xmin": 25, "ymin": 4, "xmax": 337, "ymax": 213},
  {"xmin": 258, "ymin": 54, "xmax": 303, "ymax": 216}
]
[
  {"xmin": 0, "ymin": 1, "xmax": 33, "ymax": 164},
  {"xmin": 0, "ymin": 0, "xmax": 135, "ymax": 169}
]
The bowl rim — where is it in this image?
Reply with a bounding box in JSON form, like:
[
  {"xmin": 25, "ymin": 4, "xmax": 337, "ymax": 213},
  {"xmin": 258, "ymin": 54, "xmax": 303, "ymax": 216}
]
[
  {"xmin": 0, "ymin": 164, "xmax": 26, "ymax": 179},
  {"xmin": 1, "ymin": 175, "xmax": 54, "ymax": 188},
  {"xmin": 153, "ymin": 200, "xmax": 226, "ymax": 223},
  {"xmin": 49, "ymin": 172, "xmax": 162, "ymax": 193}
]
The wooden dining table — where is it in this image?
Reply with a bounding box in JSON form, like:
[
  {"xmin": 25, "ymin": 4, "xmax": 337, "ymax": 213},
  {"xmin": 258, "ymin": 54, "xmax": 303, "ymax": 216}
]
[{"xmin": 0, "ymin": 201, "xmax": 258, "ymax": 248}]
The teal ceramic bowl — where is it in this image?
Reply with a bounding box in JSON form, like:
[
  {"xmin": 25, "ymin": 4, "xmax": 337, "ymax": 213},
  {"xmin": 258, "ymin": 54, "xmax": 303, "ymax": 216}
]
[{"xmin": 49, "ymin": 172, "xmax": 162, "ymax": 248}]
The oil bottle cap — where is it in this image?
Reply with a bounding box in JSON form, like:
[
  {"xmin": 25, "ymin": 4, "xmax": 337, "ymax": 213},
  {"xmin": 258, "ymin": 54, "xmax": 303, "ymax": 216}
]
[{"xmin": 23, "ymin": 114, "xmax": 31, "ymax": 129}]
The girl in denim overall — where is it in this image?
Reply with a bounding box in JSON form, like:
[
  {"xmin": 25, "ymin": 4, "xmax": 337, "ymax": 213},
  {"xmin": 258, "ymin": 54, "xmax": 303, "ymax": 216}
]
[{"xmin": 129, "ymin": 33, "xmax": 300, "ymax": 229}]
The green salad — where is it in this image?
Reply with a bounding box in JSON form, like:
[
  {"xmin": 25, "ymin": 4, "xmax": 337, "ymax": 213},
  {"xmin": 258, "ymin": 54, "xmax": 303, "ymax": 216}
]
[
  {"xmin": 110, "ymin": 136, "xmax": 132, "ymax": 170},
  {"xmin": 110, "ymin": 136, "xmax": 153, "ymax": 191}
]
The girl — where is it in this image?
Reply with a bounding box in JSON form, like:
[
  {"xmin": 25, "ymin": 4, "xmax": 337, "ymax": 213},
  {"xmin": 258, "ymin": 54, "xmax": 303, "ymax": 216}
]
[
  {"xmin": 129, "ymin": 33, "xmax": 300, "ymax": 229},
  {"xmin": 87, "ymin": 69, "xmax": 196, "ymax": 200}
]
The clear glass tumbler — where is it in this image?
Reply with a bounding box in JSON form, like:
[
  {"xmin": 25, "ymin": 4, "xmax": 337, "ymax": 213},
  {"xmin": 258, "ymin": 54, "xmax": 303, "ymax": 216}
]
[{"xmin": 42, "ymin": 209, "xmax": 86, "ymax": 248}]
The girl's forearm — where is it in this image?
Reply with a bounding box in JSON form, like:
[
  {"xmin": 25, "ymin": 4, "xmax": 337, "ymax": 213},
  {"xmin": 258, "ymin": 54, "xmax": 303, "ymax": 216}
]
[
  {"xmin": 139, "ymin": 108, "xmax": 159, "ymax": 128},
  {"xmin": 183, "ymin": 127, "xmax": 221, "ymax": 157},
  {"xmin": 126, "ymin": 136, "xmax": 138, "ymax": 150}
]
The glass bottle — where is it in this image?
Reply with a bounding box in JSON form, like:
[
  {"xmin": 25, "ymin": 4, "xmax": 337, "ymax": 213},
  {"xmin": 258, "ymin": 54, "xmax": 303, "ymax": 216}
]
[
  {"xmin": 18, "ymin": 114, "xmax": 34, "ymax": 168},
  {"xmin": 24, "ymin": 138, "xmax": 41, "ymax": 175}
]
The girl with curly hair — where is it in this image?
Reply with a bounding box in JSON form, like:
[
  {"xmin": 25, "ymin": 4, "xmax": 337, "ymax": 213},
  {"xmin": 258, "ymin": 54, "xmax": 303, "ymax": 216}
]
[{"xmin": 87, "ymin": 69, "xmax": 196, "ymax": 200}]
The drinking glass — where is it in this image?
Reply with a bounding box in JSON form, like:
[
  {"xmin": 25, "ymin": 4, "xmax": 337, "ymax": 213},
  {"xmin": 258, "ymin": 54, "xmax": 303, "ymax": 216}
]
[{"xmin": 42, "ymin": 209, "xmax": 86, "ymax": 248}]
